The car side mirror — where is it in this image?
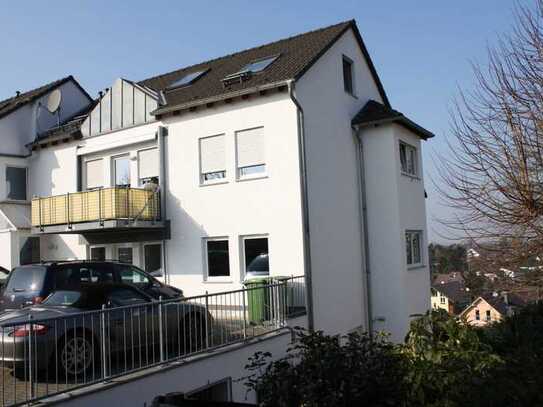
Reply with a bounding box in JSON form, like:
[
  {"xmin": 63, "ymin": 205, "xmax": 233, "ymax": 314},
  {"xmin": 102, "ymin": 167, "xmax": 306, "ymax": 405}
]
[{"xmin": 150, "ymin": 269, "xmax": 164, "ymax": 278}]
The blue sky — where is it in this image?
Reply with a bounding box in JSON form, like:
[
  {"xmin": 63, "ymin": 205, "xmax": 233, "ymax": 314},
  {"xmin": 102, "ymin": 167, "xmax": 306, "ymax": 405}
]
[{"xmin": 0, "ymin": 1, "xmax": 529, "ymax": 242}]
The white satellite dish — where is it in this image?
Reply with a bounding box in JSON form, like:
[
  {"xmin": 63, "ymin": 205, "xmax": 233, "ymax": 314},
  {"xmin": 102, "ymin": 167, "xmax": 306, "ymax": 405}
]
[{"xmin": 46, "ymin": 89, "xmax": 62, "ymax": 113}]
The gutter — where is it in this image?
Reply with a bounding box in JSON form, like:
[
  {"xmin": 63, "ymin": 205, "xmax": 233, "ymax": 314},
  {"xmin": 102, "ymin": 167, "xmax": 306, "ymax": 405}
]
[
  {"xmin": 158, "ymin": 126, "xmax": 169, "ymax": 284},
  {"xmin": 353, "ymin": 127, "xmax": 373, "ymax": 335},
  {"xmin": 152, "ymin": 80, "xmax": 290, "ymax": 117},
  {"xmin": 287, "ymin": 80, "xmax": 315, "ymax": 331}
]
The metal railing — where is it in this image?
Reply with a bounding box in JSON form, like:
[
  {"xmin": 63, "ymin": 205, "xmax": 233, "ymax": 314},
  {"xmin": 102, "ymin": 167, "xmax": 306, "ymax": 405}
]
[
  {"xmin": 31, "ymin": 187, "xmax": 160, "ymax": 228},
  {"xmin": 0, "ymin": 276, "xmax": 305, "ymax": 406}
]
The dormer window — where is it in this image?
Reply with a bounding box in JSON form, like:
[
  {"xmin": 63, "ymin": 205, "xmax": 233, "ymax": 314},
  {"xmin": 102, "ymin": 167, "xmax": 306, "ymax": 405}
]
[{"xmin": 167, "ymin": 69, "xmax": 209, "ymax": 90}]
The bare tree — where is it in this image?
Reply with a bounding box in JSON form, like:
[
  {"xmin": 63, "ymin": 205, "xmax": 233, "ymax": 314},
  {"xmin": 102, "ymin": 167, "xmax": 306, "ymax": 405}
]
[{"xmin": 440, "ymin": 0, "xmax": 543, "ymax": 267}]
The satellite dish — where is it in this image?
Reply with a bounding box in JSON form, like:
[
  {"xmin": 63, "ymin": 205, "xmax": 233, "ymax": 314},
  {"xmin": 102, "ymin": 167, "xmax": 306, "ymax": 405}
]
[{"xmin": 46, "ymin": 89, "xmax": 62, "ymax": 113}]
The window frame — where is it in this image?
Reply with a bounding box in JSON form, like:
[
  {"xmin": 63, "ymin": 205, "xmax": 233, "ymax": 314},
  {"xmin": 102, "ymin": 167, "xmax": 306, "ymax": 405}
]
[
  {"xmin": 235, "ymin": 127, "xmax": 267, "ymax": 181},
  {"xmin": 475, "ymin": 309, "xmax": 481, "ymax": 321},
  {"xmin": 5, "ymin": 165, "xmax": 28, "ymax": 202},
  {"xmin": 199, "ymin": 134, "xmax": 227, "ymax": 186},
  {"xmin": 240, "ymin": 234, "xmax": 270, "ymax": 281},
  {"xmin": 89, "ymin": 245, "xmax": 106, "ymax": 261},
  {"xmin": 112, "ymin": 154, "xmax": 131, "ymax": 187},
  {"xmin": 440, "ymin": 296, "xmax": 446, "ymax": 305},
  {"xmin": 399, "ymin": 141, "xmax": 418, "ymax": 177},
  {"xmin": 485, "ymin": 310, "xmax": 491, "ymax": 322},
  {"xmin": 342, "ymin": 55, "xmax": 355, "ymax": 96},
  {"xmin": 203, "ymin": 237, "xmax": 232, "ymax": 282},
  {"xmin": 143, "ymin": 241, "xmax": 162, "ymax": 274},
  {"xmin": 83, "ymin": 158, "xmax": 104, "ymax": 191},
  {"xmin": 137, "ymin": 147, "xmax": 159, "ymax": 187},
  {"xmin": 405, "ymin": 230, "xmax": 424, "ymax": 268}
]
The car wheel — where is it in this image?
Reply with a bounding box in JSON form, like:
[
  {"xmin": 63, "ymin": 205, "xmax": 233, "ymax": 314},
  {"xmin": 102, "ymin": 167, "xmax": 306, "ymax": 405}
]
[{"xmin": 59, "ymin": 334, "xmax": 94, "ymax": 377}]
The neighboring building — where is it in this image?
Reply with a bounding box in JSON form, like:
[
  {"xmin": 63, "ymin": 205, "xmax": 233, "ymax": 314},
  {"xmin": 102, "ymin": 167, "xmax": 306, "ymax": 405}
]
[
  {"xmin": 433, "ymin": 271, "xmax": 464, "ymax": 285},
  {"xmin": 460, "ymin": 292, "xmax": 526, "ymax": 326},
  {"xmin": 431, "ymin": 280, "xmax": 471, "ymax": 314},
  {"xmin": 0, "ymin": 22, "xmax": 434, "ymax": 404}
]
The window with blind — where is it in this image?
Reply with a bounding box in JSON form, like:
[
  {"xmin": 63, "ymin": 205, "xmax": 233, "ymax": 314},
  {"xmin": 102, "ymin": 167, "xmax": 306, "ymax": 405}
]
[
  {"xmin": 200, "ymin": 134, "xmax": 226, "ymax": 183},
  {"xmin": 138, "ymin": 148, "xmax": 159, "ymax": 185},
  {"xmin": 85, "ymin": 159, "xmax": 104, "ymax": 190},
  {"xmin": 236, "ymin": 127, "xmax": 266, "ymax": 178}
]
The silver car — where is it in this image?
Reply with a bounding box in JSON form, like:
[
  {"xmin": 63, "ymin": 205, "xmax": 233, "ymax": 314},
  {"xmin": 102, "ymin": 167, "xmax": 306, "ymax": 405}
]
[{"xmin": 0, "ymin": 283, "xmax": 209, "ymax": 378}]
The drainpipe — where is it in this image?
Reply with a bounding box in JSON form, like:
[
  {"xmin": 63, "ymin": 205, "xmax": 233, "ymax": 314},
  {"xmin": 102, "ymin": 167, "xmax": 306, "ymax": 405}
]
[
  {"xmin": 287, "ymin": 80, "xmax": 315, "ymax": 331},
  {"xmin": 157, "ymin": 126, "xmax": 169, "ymax": 284},
  {"xmin": 354, "ymin": 127, "xmax": 373, "ymax": 335}
]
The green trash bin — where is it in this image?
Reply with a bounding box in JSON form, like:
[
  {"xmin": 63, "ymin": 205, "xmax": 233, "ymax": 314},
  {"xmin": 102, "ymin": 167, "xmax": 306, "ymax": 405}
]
[{"xmin": 244, "ymin": 277, "xmax": 272, "ymax": 323}]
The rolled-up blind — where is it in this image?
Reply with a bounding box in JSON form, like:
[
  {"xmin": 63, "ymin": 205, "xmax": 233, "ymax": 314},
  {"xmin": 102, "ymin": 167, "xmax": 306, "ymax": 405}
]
[
  {"xmin": 85, "ymin": 159, "xmax": 103, "ymax": 189},
  {"xmin": 138, "ymin": 148, "xmax": 159, "ymax": 179},
  {"xmin": 237, "ymin": 127, "xmax": 264, "ymax": 168},
  {"xmin": 200, "ymin": 135, "xmax": 225, "ymax": 174}
]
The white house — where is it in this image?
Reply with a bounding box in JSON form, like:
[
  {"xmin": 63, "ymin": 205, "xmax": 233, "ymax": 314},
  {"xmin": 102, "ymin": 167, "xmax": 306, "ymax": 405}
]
[{"xmin": 0, "ymin": 20, "xmax": 432, "ymax": 343}]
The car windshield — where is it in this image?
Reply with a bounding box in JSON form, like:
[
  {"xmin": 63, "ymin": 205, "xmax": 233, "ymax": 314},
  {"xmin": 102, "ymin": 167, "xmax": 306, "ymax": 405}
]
[
  {"xmin": 43, "ymin": 291, "xmax": 83, "ymax": 306},
  {"xmin": 5, "ymin": 266, "xmax": 46, "ymax": 292}
]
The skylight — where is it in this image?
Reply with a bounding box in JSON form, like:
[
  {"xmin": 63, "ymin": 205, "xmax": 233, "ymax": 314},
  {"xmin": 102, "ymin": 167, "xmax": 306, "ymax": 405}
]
[
  {"xmin": 240, "ymin": 55, "xmax": 280, "ymax": 74},
  {"xmin": 168, "ymin": 69, "xmax": 208, "ymax": 89}
]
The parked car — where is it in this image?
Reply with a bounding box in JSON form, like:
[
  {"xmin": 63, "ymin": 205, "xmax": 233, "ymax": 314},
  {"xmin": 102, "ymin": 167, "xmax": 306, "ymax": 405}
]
[
  {"xmin": 0, "ymin": 282, "xmax": 208, "ymax": 377},
  {"xmin": 0, "ymin": 260, "xmax": 182, "ymax": 312}
]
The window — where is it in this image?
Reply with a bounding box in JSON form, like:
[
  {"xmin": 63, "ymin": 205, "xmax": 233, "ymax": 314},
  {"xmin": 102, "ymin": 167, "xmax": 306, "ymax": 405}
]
[
  {"xmin": 55, "ymin": 265, "xmax": 114, "ymax": 288},
  {"xmin": 241, "ymin": 55, "xmax": 279, "ymax": 74},
  {"xmin": 90, "ymin": 247, "xmax": 106, "ymax": 261},
  {"xmin": 167, "ymin": 69, "xmax": 209, "ymax": 89},
  {"xmin": 486, "ymin": 310, "xmax": 491, "ymax": 322},
  {"xmin": 85, "ymin": 159, "xmax": 104, "ymax": 190},
  {"xmin": 118, "ymin": 247, "xmax": 133, "ymax": 264},
  {"xmin": 6, "ymin": 166, "xmax": 27, "ymax": 200},
  {"xmin": 475, "ymin": 310, "xmax": 480, "ymax": 321},
  {"xmin": 236, "ymin": 127, "xmax": 266, "ymax": 178},
  {"xmin": 405, "ymin": 230, "xmax": 423, "ymax": 266},
  {"xmin": 399, "ymin": 142, "xmax": 417, "ymax": 176},
  {"xmin": 138, "ymin": 148, "xmax": 159, "ymax": 185},
  {"xmin": 440, "ymin": 296, "xmax": 446, "ymax": 305},
  {"xmin": 205, "ymin": 239, "xmax": 230, "ymax": 278},
  {"xmin": 113, "ymin": 155, "xmax": 130, "ymax": 186},
  {"xmin": 342, "ymin": 56, "xmax": 354, "ymax": 95},
  {"xmin": 243, "ymin": 236, "xmax": 269, "ymax": 277},
  {"xmin": 144, "ymin": 243, "xmax": 162, "ymax": 273},
  {"xmin": 118, "ymin": 265, "xmax": 150, "ymax": 286},
  {"xmin": 20, "ymin": 237, "xmax": 40, "ymax": 265},
  {"xmin": 200, "ymin": 135, "xmax": 226, "ymax": 183}
]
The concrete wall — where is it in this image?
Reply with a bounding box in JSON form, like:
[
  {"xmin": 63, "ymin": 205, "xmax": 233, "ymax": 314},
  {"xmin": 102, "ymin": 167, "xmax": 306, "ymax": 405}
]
[
  {"xmin": 50, "ymin": 324, "xmax": 306, "ymax": 406},
  {"xmin": 295, "ymin": 28, "xmax": 384, "ymax": 334},
  {"xmin": 163, "ymin": 92, "xmax": 304, "ymax": 296}
]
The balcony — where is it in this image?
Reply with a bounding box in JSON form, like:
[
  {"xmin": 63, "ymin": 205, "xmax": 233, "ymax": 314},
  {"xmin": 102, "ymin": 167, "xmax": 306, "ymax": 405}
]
[{"xmin": 31, "ymin": 187, "xmax": 167, "ymax": 239}]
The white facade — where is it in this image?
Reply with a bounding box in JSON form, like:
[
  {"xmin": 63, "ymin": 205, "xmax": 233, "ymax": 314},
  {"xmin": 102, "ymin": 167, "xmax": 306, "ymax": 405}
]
[{"xmin": 0, "ymin": 26, "xmax": 431, "ymax": 342}]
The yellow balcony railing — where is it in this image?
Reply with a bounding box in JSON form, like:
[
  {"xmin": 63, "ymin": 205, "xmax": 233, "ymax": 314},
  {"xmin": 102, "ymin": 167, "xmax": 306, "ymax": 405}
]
[{"xmin": 31, "ymin": 187, "xmax": 160, "ymax": 228}]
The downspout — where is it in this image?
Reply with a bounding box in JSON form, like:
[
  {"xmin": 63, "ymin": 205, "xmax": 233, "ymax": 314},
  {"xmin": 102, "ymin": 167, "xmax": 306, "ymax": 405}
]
[
  {"xmin": 354, "ymin": 127, "xmax": 373, "ymax": 335},
  {"xmin": 287, "ymin": 80, "xmax": 315, "ymax": 331},
  {"xmin": 157, "ymin": 126, "xmax": 169, "ymax": 285}
]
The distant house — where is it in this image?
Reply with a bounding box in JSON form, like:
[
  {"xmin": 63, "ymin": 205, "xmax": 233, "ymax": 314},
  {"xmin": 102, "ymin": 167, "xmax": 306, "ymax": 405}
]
[
  {"xmin": 433, "ymin": 272, "xmax": 464, "ymax": 285},
  {"xmin": 431, "ymin": 280, "xmax": 472, "ymax": 315},
  {"xmin": 460, "ymin": 293, "xmax": 526, "ymax": 326}
]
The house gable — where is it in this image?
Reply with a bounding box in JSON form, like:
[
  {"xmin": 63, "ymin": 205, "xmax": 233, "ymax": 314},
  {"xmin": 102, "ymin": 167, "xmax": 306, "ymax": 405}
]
[{"xmin": 80, "ymin": 78, "xmax": 159, "ymax": 137}]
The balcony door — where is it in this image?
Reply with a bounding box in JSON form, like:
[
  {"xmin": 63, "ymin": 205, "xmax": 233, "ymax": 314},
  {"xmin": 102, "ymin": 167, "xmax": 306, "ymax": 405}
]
[{"xmin": 113, "ymin": 155, "xmax": 131, "ymax": 187}]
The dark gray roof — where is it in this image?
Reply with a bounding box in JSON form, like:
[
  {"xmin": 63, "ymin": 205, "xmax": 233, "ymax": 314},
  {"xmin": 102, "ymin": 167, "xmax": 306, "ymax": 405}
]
[
  {"xmin": 432, "ymin": 281, "xmax": 471, "ymax": 304},
  {"xmin": 140, "ymin": 20, "xmax": 390, "ymax": 117},
  {"xmin": 0, "ymin": 76, "xmax": 91, "ymax": 120},
  {"xmin": 482, "ymin": 293, "xmax": 526, "ymax": 315},
  {"xmin": 352, "ymin": 100, "xmax": 434, "ymax": 140}
]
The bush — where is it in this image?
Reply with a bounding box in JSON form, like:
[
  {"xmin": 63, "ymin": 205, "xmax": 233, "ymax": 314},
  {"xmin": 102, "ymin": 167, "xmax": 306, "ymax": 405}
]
[{"xmin": 243, "ymin": 328, "xmax": 405, "ymax": 407}]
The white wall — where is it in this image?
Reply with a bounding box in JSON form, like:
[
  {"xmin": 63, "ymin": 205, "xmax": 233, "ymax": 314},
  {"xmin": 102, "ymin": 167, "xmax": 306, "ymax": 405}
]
[
  {"xmin": 163, "ymin": 92, "xmax": 304, "ymax": 296},
  {"xmin": 0, "ymin": 80, "xmax": 90, "ymax": 156},
  {"xmin": 0, "ymin": 231, "xmax": 14, "ymax": 269},
  {"xmin": 295, "ymin": 28, "xmax": 384, "ymax": 334},
  {"xmin": 362, "ymin": 123, "xmax": 430, "ymax": 341}
]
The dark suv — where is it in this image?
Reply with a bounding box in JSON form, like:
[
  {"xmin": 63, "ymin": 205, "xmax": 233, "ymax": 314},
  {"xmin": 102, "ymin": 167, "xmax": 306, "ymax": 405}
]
[{"xmin": 0, "ymin": 261, "xmax": 182, "ymax": 312}]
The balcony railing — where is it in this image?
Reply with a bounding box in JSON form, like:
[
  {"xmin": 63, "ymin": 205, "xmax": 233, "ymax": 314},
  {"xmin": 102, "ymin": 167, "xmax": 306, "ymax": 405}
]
[
  {"xmin": 31, "ymin": 187, "xmax": 160, "ymax": 229},
  {"xmin": 0, "ymin": 276, "xmax": 306, "ymax": 406}
]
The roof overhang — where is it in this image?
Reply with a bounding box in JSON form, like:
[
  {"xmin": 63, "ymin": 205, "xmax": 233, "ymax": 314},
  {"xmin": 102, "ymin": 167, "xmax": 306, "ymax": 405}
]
[{"xmin": 152, "ymin": 80, "xmax": 290, "ymax": 119}]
